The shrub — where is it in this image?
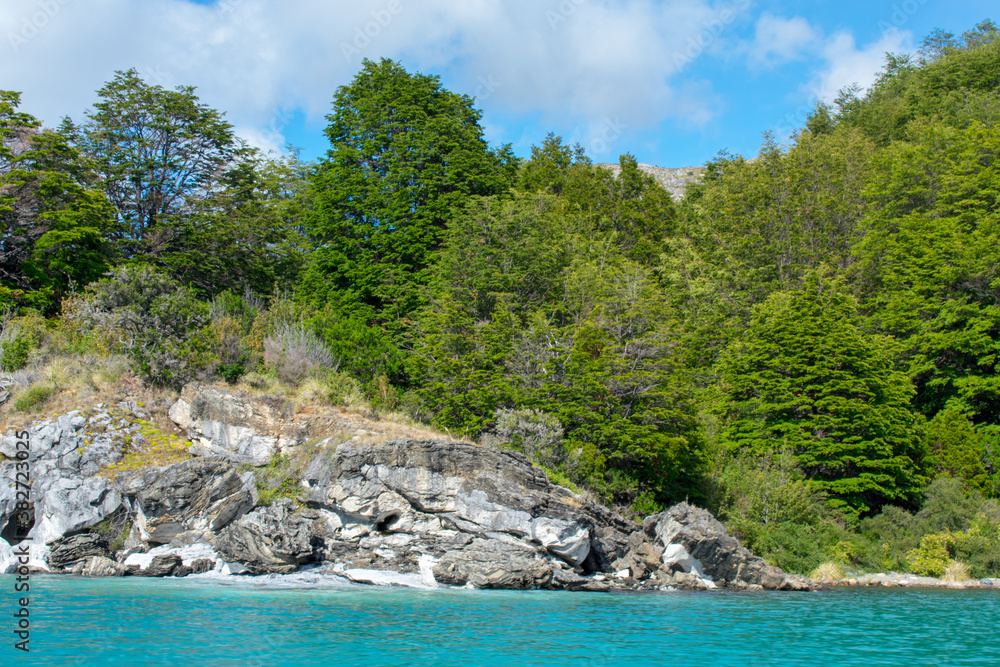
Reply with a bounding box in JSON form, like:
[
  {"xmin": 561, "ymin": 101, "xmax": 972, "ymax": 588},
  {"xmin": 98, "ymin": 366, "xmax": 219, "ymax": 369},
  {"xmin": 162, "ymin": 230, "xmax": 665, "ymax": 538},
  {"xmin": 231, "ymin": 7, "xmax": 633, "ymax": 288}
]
[
  {"xmin": 0, "ymin": 331, "xmax": 33, "ymax": 372},
  {"xmin": 263, "ymin": 322, "xmax": 338, "ymax": 384},
  {"xmin": 71, "ymin": 265, "xmax": 212, "ymax": 387},
  {"xmin": 492, "ymin": 408, "xmax": 565, "ymax": 468},
  {"xmin": 906, "ymin": 532, "xmax": 955, "ymax": 577},
  {"xmin": 943, "ymin": 560, "xmax": 970, "ymax": 582},
  {"xmin": 810, "ymin": 561, "xmax": 845, "ymax": 581},
  {"xmin": 365, "ymin": 374, "xmax": 399, "ymax": 413},
  {"xmin": 14, "ymin": 384, "xmax": 55, "ymax": 411},
  {"xmin": 242, "ymin": 454, "xmax": 302, "ymax": 507}
]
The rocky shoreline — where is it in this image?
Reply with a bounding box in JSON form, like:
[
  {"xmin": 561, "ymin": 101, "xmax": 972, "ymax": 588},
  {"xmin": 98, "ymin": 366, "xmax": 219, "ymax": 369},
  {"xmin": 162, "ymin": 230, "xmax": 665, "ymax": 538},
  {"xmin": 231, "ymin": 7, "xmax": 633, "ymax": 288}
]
[{"xmin": 0, "ymin": 384, "xmax": 899, "ymax": 593}]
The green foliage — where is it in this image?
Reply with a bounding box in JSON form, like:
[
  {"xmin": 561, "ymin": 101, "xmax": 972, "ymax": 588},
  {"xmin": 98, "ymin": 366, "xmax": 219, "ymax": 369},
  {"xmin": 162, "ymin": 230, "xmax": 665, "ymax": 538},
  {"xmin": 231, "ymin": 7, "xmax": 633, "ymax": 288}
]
[
  {"xmin": 906, "ymin": 532, "xmax": 955, "ymax": 577},
  {"xmin": 77, "ymin": 68, "xmax": 238, "ymax": 257},
  {"xmin": 922, "ymin": 409, "xmax": 995, "ymax": 495},
  {"xmin": 718, "ymin": 270, "xmax": 926, "ymax": 515},
  {"xmin": 14, "ymin": 384, "xmax": 55, "ymax": 411},
  {"xmin": 854, "ymin": 121, "xmax": 1000, "ymax": 425},
  {"xmin": 243, "ymin": 454, "xmax": 302, "ymax": 507},
  {"xmin": 73, "ymin": 264, "xmax": 211, "ymax": 387},
  {"xmin": 299, "ymin": 58, "xmax": 514, "ymax": 327},
  {"xmin": 0, "ymin": 330, "xmax": 34, "ymax": 372}
]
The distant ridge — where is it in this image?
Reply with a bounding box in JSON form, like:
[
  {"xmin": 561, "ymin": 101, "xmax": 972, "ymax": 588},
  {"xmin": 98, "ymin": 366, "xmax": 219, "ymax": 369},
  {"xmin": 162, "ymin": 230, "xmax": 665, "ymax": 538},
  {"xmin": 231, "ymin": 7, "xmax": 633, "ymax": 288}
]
[{"xmin": 596, "ymin": 163, "xmax": 704, "ymax": 200}]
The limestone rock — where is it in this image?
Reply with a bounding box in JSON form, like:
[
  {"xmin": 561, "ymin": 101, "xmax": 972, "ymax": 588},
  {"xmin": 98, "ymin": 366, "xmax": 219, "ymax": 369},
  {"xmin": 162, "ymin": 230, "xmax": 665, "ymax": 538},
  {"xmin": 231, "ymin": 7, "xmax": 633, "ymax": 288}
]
[
  {"xmin": 635, "ymin": 503, "xmax": 810, "ymax": 590},
  {"xmin": 215, "ymin": 499, "xmax": 313, "ymax": 574},
  {"xmin": 123, "ymin": 458, "xmax": 254, "ymax": 543},
  {"xmin": 82, "ymin": 555, "xmax": 127, "ymax": 577},
  {"xmin": 191, "ymin": 558, "xmax": 215, "ymax": 574},
  {"xmin": 432, "ymin": 538, "xmax": 553, "ymax": 589},
  {"xmin": 49, "ymin": 534, "xmax": 112, "ymax": 570},
  {"xmin": 141, "ymin": 554, "xmax": 183, "ymax": 577}
]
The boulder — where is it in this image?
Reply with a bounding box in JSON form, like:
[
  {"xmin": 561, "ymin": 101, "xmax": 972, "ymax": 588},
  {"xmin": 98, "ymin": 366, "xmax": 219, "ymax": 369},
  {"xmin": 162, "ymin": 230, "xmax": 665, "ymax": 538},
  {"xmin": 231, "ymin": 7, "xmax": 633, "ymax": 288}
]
[
  {"xmin": 191, "ymin": 558, "xmax": 215, "ymax": 574},
  {"xmin": 432, "ymin": 538, "xmax": 553, "ymax": 589},
  {"xmin": 82, "ymin": 555, "xmax": 127, "ymax": 577},
  {"xmin": 122, "ymin": 459, "xmax": 255, "ymax": 542},
  {"xmin": 170, "ymin": 385, "xmax": 333, "ymax": 465},
  {"xmin": 141, "ymin": 554, "xmax": 183, "ymax": 577},
  {"xmin": 636, "ymin": 503, "xmax": 810, "ymax": 590},
  {"xmin": 49, "ymin": 534, "xmax": 112, "ymax": 570},
  {"xmin": 214, "ymin": 499, "xmax": 313, "ymax": 574}
]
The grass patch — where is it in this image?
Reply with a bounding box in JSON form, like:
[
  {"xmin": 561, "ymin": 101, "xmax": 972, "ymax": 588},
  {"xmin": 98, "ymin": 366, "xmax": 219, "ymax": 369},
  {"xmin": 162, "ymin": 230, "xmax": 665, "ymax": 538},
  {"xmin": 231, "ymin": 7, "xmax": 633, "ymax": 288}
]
[
  {"xmin": 13, "ymin": 384, "xmax": 55, "ymax": 411},
  {"xmin": 98, "ymin": 420, "xmax": 191, "ymax": 479}
]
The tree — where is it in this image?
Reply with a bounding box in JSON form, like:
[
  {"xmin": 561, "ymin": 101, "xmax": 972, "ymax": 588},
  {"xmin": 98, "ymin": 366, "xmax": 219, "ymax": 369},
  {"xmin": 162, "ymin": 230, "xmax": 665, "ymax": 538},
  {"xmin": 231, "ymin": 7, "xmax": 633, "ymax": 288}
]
[
  {"xmin": 0, "ymin": 92, "xmax": 114, "ymax": 310},
  {"xmin": 298, "ymin": 58, "xmax": 516, "ymax": 328},
  {"xmin": 854, "ymin": 121, "xmax": 1000, "ymax": 425},
  {"xmin": 717, "ymin": 270, "xmax": 926, "ymax": 516},
  {"xmin": 77, "ymin": 69, "xmax": 238, "ymax": 257},
  {"xmin": 157, "ymin": 148, "xmax": 311, "ymax": 298}
]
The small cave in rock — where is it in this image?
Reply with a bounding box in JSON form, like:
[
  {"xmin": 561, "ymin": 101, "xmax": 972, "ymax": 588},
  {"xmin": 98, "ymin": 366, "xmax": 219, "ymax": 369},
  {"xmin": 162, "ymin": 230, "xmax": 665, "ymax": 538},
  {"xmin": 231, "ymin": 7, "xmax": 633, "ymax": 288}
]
[
  {"xmin": 375, "ymin": 511, "xmax": 401, "ymax": 533},
  {"xmin": 1, "ymin": 507, "xmax": 33, "ymax": 546}
]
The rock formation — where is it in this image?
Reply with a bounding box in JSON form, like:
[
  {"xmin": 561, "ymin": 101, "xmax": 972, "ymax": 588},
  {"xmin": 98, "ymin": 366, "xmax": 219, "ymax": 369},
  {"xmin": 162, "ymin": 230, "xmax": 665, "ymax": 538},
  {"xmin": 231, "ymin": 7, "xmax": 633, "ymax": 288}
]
[{"xmin": 0, "ymin": 384, "xmax": 810, "ymax": 591}]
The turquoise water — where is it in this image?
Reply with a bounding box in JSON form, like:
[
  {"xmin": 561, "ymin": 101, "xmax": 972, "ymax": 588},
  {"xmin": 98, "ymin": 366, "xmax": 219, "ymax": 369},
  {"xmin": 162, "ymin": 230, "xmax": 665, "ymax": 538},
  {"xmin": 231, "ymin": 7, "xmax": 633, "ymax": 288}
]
[{"xmin": 2, "ymin": 576, "xmax": 998, "ymax": 666}]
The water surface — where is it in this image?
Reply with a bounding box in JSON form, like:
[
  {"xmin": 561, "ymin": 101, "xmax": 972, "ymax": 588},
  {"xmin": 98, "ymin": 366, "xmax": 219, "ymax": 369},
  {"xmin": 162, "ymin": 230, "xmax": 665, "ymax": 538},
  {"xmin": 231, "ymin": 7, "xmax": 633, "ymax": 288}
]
[{"xmin": 2, "ymin": 575, "xmax": 996, "ymax": 666}]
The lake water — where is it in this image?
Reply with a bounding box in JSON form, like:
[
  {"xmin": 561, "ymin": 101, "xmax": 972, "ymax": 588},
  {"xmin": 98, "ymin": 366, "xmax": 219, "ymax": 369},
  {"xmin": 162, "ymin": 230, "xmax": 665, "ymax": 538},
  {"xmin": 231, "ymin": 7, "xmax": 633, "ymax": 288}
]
[{"xmin": 2, "ymin": 575, "xmax": 998, "ymax": 666}]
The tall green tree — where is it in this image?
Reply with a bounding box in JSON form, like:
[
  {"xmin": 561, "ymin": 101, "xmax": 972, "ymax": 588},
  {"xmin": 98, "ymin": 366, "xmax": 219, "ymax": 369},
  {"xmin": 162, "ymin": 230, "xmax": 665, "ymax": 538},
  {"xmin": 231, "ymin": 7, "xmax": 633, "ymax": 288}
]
[
  {"xmin": 77, "ymin": 69, "xmax": 238, "ymax": 257},
  {"xmin": 854, "ymin": 121, "xmax": 1000, "ymax": 425},
  {"xmin": 298, "ymin": 58, "xmax": 516, "ymax": 328},
  {"xmin": 717, "ymin": 270, "xmax": 926, "ymax": 516},
  {"xmin": 0, "ymin": 92, "xmax": 114, "ymax": 310}
]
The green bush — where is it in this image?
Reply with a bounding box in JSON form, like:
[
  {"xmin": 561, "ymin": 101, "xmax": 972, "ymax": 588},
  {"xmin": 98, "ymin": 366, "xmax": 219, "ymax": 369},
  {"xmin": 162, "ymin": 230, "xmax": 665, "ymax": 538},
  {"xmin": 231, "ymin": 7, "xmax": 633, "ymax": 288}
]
[
  {"xmin": 243, "ymin": 454, "xmax": 302, "ymax": 507},
  {"xmin": 72, "ymin": 265, "xmax": 212, "ymax": 387},
  {"xmin": 1, "ymin": 332, "xmax": 33, "ymax": 371},
  {"xmin": 906, "ymin": 532, "xmax": 955, "ymax": 577},
  {"xmin": 14, "ymin": 384, "xmax": 55, "ymax": 411}
]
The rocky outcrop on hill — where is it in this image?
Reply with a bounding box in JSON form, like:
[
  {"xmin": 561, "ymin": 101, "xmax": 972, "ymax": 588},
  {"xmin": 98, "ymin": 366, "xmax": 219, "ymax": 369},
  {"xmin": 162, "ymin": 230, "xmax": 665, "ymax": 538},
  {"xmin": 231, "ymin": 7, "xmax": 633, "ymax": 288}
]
[
  {"xmin": 0, "ymin": 384, "xmax": 810, "ymax": 591},
  {"xmin": 596, "ymin": 163, "xmax": 704, "ymax": 200},
  {"xmin": 613, "ymin": 503, "xmax": 811, "ymax": 591}
]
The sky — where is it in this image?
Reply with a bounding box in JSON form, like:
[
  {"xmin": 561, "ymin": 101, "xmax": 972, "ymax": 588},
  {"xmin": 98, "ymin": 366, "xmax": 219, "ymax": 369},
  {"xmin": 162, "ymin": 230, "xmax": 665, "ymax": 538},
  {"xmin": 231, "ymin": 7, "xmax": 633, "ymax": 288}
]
[{"xmin": 1, "ymin": 0, "xmax": 995, "ymax": 168}]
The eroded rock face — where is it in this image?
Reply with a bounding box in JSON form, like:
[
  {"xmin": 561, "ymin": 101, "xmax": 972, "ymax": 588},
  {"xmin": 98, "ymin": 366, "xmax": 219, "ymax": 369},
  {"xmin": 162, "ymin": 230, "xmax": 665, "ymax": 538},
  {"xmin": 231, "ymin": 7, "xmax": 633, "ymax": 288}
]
[
  {"xmin": 1, "ymin": 411, "xmax": 128, "ymax": 545},
  {"xmin": 432, "ymin": 538, "xmax": 554, "ymax": 589},
  {"xmin": 214, "ymin": 499, "xmax": 314, "ymax": 574},
  {"xmin": 122, "ymin": 458, "xmax": 255, "ymax": 544},
  {"xmin": 170, "ymin": 385, "xmax": 336, "ymax": 465},
  {"xmin": 300, "ymin": 438, "xmax": 632, "ymax": 579},
  {"xmin": 49, "ymin": 533, "xmax": 112, "ymax": 571},
  {"xmin": 628, "ymin": 503, "xmax": 811, "ymax": 591}
]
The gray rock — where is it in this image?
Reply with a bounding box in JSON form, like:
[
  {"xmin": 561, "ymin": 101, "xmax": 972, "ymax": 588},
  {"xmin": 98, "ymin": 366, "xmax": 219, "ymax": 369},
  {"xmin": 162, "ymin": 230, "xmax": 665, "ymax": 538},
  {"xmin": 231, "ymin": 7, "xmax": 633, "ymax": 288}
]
[
  {"xmin": 636, "ymin": 503, "xmax": 811, "ymax": 591},
  {"xmin": 82, "ymin": 555, "xmax": 127, "ymax": 577},
  {"xmin": 141, "ymin": 554, "xmax": 182, "ymax": 577},
  {"xmin": 432, "ymin": 538, "xmax": 553, "ymax": 589},
  {"xmin": 49, "ymin": 534, "xmax": 112, "ymax": 570},
  {"xmin": 123, "ymin": 458, "xmax": 254, "ymax": 542},
  {"xmin": 190, "ymin": 558, "xmax": 215, "ymax": 574},
  {"xmin": 215, "ymin": 499, "xmax": 313, "ymax": 574}
]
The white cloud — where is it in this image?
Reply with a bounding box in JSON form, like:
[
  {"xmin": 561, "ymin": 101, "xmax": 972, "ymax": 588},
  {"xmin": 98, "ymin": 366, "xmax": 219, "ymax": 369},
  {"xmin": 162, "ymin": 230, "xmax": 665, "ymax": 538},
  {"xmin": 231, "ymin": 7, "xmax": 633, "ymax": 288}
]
[
  {"xmin": 0, "ymin": 0, "xmax": 751, "ymax": 154},
  {"xmin": 748, "ymin": 13, "xmax": 820, "ymax": 69},
  {"xmin": 810, "ymin": 28, "xmax": 913, "ymax": 102}
]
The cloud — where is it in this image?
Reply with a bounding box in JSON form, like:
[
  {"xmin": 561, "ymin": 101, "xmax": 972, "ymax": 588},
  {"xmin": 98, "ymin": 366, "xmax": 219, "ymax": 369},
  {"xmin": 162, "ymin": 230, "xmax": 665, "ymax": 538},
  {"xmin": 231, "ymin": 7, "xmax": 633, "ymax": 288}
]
[
  {"xmin": 810, "ymin": 28, "xmax": 913, "ymax": 102},
  {"xmin": 748, "ymin": 13, "xmax": 821, "ymax": 69},
  {"xmin": 0, "ymin": 0, "xmax": 749, "ymax": 155}
]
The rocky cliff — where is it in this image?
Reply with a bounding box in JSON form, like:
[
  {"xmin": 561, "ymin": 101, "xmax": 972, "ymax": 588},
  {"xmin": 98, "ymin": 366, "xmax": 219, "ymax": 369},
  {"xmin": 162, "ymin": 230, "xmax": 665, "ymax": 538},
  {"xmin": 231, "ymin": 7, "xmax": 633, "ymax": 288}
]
[
  {"xmin": 596, "ymin": 163, "xmax": 704, "ymax": 200},
  {"xmin": 0, "ymin": 384, "xmax": 809, "ymax": 592}
]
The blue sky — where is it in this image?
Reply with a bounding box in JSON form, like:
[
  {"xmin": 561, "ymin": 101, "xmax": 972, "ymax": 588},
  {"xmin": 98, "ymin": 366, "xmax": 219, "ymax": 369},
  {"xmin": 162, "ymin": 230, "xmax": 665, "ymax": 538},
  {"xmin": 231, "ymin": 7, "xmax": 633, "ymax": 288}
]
[{"xmin": 1, "ymin": 1, "xmax": 995, "ymax": 168}]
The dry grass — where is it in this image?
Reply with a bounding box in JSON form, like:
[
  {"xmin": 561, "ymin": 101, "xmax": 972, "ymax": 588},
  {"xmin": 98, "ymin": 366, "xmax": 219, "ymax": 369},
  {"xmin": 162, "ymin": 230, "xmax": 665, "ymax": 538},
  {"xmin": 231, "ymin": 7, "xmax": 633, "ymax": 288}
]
[
  {"xmin": 943, "ymin": 560, "xmax": 970, "ymax": 582},
  {"xmin": 810, "ymin": 561, "xmax": 845, "ymax": 581}
]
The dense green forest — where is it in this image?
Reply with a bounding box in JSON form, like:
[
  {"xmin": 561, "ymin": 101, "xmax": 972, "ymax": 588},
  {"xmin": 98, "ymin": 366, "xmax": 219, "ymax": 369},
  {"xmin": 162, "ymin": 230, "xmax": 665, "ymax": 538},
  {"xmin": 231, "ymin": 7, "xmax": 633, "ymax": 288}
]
[{"xmin": 2, "ymin": 20, "xmax": 999, "ymax": 577}]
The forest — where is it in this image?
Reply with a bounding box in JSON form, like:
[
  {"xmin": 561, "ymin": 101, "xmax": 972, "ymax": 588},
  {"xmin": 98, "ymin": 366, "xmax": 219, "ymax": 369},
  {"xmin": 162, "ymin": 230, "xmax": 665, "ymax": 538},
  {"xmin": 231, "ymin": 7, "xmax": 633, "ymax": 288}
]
[{"xmin": 1, "ymin": 19, "xmax": 998, "ymax": 578}]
